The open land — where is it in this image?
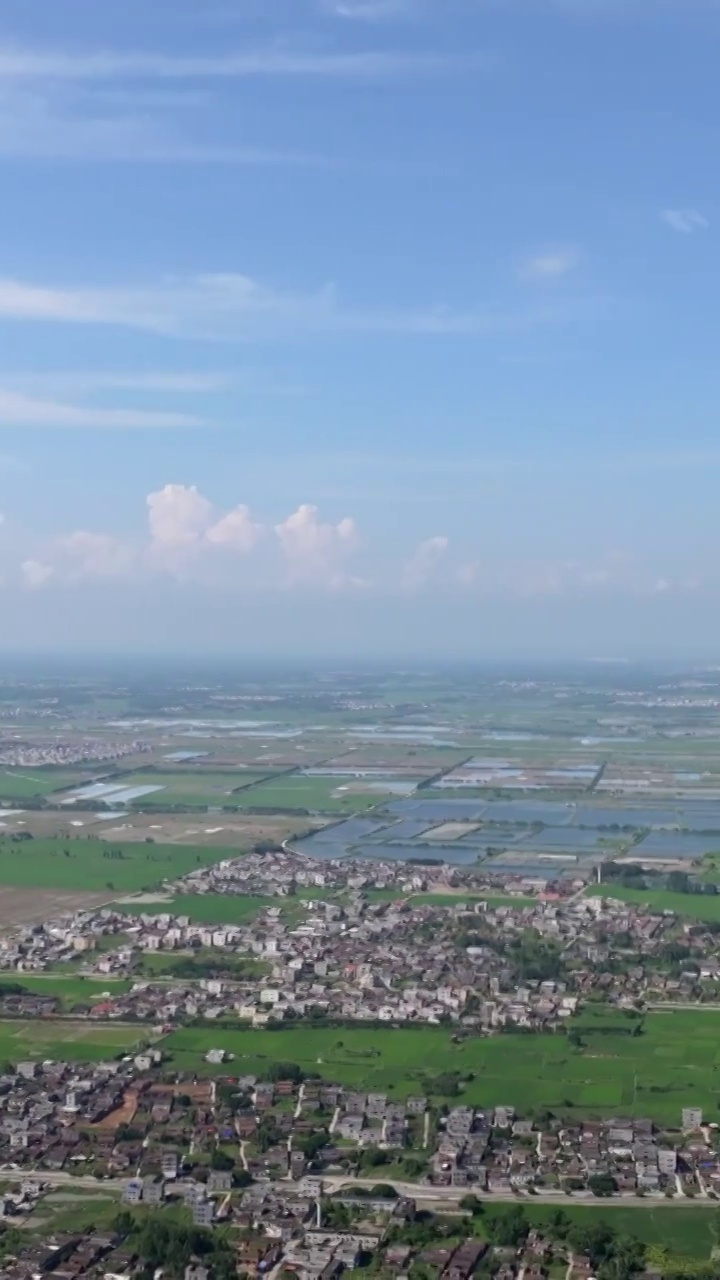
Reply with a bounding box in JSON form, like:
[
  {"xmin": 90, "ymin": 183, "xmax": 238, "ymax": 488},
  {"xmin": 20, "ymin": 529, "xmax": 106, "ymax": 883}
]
[
  {"xmin": 0, "ymin": 1018, "xmax": 143, "ymax": 1061},
  {"xmin": 161, "ymin": 1008, "xmax": 720, "ymax": 1124},
  {"xmin": 0, "ymin": 836, "xmax": 246, "ymax": 892},
  {"xmin": 586, "ymin": 882, "xmax": 720, "ymax": 921},
  {"xmin": 116, "ymin": 891, "xmax": 277, "ymax": 924},
  {"xmin": 0, "ymin": 886, "xmax": 112, "ymax": 926}
]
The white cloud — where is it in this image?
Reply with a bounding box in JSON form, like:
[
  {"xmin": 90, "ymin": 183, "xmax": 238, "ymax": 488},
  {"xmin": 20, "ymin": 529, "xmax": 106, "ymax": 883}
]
[
  {"xmin": 0, "ymin": 271, "xmax": 574, "ymax": 343},
  {"xmin": 274, "ymin": 503, "xmax": 359, "ymax": 585},
  {"xmin": 0, "ymin": 389, "xmax": 204, "ymax": 429},
  {"xmin": 146, "ymin": 484, "xmax": 265, "ymax": 564},
  {"xmin": 21, "ymin": 559, "xmax": 54, "ymax": 589},
  {"xmin": 57, "ymin": 531, "xmax": 137, "ymax": 580},
  {"xmin": 403, "ymin": 534, "xmax": 449, "ymax": 588},
  {"xmin": 205, "ymin": 506, "xmax": 264, "ymax": 552},
  {"xmin": 661, "ymin": 208, "xmax": 709, "ymax": 234},
  {"xmin": 0, "ymin": 45, "xmax": 465, "ymax": 83},
  {"xmin": 517, "ymin": 247, "xmax": 581, "ymax": 282},
  {"xmin": 0, "ymin": 82, "xmax": 326, "ymax": 168},
  {"xmin": 147, "ymin": 483, "xmax": 216, "ymax": 551}
]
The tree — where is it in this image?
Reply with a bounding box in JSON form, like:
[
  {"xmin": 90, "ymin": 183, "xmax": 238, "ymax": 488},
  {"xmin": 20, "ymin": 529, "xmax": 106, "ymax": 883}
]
[
  {"xmin": 486, "ymin": 1205, "xmax": 529, "ymax": 1248},
  {"xmin": 211, "ymin": 1148, "xmax": 235, "ymax": 1171},
  {"xmin": 588, "ymin": 1173, "xmax": 617, "ymax": 1198},
  {"xmin": 300, "ymin": 1130, "xmax": 329, "ymax": 1160},
  {"xmin": 459, "ymin": 1194, "xmax": 484, "ymax": 1215},
  {"xmin": 267, "ymin": 1061, "xmax": 304, "ymax": 1083}
]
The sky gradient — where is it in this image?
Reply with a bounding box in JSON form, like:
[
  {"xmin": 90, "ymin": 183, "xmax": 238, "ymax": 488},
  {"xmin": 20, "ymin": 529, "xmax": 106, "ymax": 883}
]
[{"xmin": 0, "ymin": 0, "xmax": 718, "ymax": 657}]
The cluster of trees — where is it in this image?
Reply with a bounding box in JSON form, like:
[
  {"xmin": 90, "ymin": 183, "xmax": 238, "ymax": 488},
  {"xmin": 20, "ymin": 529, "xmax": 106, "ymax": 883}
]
[
  {"xmin": 111, "ymin": 1214, "xmax": 237, "ymax": 1280},
  {"xmin": 458, "ymin": 1202, "xmax": 645, "ymax": 1280}
]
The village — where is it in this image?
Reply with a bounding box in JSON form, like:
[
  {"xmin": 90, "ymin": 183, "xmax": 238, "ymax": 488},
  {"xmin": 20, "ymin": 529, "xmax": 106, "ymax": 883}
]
[
  {"xmin": 0, "ymin": 1050, "xmax": 714, "ymax": 1279},
  {"xmin": 0, "ymin": 848, "xmax": 714, "ymax": 1031}
]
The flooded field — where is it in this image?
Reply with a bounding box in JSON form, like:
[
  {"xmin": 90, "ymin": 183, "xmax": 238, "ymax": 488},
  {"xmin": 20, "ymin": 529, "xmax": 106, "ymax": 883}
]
[{"xmin": 294, "ymin": 795, "xmax": 720, "ymax": 875}]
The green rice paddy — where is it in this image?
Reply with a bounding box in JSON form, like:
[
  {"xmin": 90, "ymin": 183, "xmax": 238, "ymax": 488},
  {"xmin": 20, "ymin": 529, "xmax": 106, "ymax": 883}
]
[
  {"xmin": 586, "ymin": 883, "xmax": 720, "ymax": 922},
  {"xmin": 0, "ymin": 837, "xmax": 245, "ymax": 892},
  {"xmin": 162, "ymin": 1009, "xmax": 720, "ymax": 1124},
  {"xmin": 228, "ymin": 775, "xmax": 393, "ymax": 813},
  {"xmin": 117, "ymin": 891, "xmax": 276, "ymax": 925},
  {"xmin": 0, "ymin": 1018, "xmax": 143, "ymax": 1063}
]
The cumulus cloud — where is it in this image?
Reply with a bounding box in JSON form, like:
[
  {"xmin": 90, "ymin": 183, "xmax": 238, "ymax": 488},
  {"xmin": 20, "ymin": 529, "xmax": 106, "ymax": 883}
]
[
  {"xmin": 146, "ymin": 484, "xmax": 264, "ymax": 567},
  {"xmin": 403, "ymin": 535, "xmax": 449, "ymax": 589},
  {"xmin": 147, "ymin": 483, "xmax": 216, "ymax": 550},
  {"xmin": 22, "ymin": 486, "xmax": 363, "ymax": 590},
  {"xmin": 205, "ymin": 505, "xmax": 264, "ymax": 552},
  {"xmin": 21, "ymin": 558, "xmax": 53, "ymax": 589},
  {"xmin": 274, "ymin": 504, "xmax": 359, "ymax": 586},
  {"xmin": 661, "ymin": 208, "xmax": 709, "ymax": 234},
  {"xmin": 57, "ymin": 531, "xmax": 137, "ymax": 581}
]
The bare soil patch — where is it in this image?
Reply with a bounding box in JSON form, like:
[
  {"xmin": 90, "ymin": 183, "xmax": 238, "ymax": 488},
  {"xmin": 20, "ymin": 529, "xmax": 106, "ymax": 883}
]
[
  {"xmin": 93, "ymin": 1088, "xmax": 139, "ymax": 1131},
  {"xmin": 0, "ymin": 886, "xmax": 110, "ymax": 927}
]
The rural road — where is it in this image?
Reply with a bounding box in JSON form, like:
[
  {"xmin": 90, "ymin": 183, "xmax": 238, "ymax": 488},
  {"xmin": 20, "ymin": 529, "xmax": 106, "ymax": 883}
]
[{"xmin": 5, "ymin": 1167, "xmax": 711, "ymax": 1211}]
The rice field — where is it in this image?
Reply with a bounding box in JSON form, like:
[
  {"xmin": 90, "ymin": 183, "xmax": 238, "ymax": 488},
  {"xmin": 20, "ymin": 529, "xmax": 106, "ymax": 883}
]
[
  {"xmin": 0, "ymin": 836, "xmax": 245, "ymax": 892},
  {"xmin": 162, "ymin": 1009, "xmax": 720, "ymax": 1125}
]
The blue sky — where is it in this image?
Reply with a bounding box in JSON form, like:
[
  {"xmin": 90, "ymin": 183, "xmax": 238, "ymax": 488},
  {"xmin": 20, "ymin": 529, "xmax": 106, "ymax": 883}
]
[{"xmin": 0, "ymin": 0, "xmax": 719, "ymax": 656}]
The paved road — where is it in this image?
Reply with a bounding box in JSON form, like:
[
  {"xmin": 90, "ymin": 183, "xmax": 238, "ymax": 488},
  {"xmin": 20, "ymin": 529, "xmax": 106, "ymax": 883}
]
[{"xmin": 2, "ymin": 1167, "xmax": 713, "ymax": 1212}]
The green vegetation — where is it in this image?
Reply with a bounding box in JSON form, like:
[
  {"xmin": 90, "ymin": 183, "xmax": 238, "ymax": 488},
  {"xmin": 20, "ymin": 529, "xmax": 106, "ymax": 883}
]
[
  {"xmin": 487, "ymin": 1202, "xmax": 720, "ymax": 1262},
  {"xmin": 7, "ymin": 974, "xmax": 132, "ymax": 1007},
  {"xmin": 586, "ymin": 883, "xmax": 720, "ymax": 923},
  {"xmin": 32, "ymin": 1189, "xmax": 121, "ymax": 1235},
  {"xmin": 409, "ymin": 892, "xmax": 538, "ymax": 908},
  {"xmin": 228, "ymin": 774, "xmax": 393, "ymax": 813},
  {"xmin": 0, "ymin": 836, "xmax": 246, "ymax": 892},
  {"xmin": 162, "ymin": 1009, "xmax": 720, "ymax": 1123},
  {"xmin": 112, "ymin": 1211, "xmax": 236, "ymax": 1280},
  {"xmin": 0, "ymin": 1017, "xmax": 143, "ymax": 1062},
  {"xmin": 0, "ymin": 768, "xmax": 93, "ymax": 802},
  {"xmin": 119, "ymin": 769, "xmax": 272, "ymax": 810},
  {"xmin": 137, "ymin": 949, "xmax": 268, "ymax": 980},
  {"xmin": 118, "ymin": 892, "xmax": 276, "ymax": 925}
]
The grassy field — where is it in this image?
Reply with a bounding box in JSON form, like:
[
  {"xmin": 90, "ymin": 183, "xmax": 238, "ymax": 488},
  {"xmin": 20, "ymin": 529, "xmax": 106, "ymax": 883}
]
[
  {"xmin": 0, "ymin": 769, "xmax": 93, "ymax": 802},
  {"xmin": 162, "ymin": 1009, "xmax": 720, "ymax": 1124},
  {"xmin": 118, "ymin": 770, "xmax": 273, "ymax": 809},
  {"xmin": 9, "ymin": 975, "xmax": 132, "ymax": 1007},
  {"xmin": 586, "ymin": 883, "xmax": 720, "ymax": 922},
  {"xmin": 117, "ymin": 892, "xmax": 276, "ymax": 925},
  {"xmin": 501, "ymin": 1203, "xmax": 719, "ymax": 1260},
  {"xmin": 409, "ymin": 892, "xmax": 538, "ymax": 908},
  {"xmin": 230, "ymin": 775, "xmax": 391, "ymax": 813},
  {"xmin": 137, "ymin": 949, "xmax": 268, "ymax": 979},
  {"xmin": 0, "ymin": 1018, "xmax": 143, "ymax": 1063},
  {"xmin": 0, "ymin": 837, "xmax": 244, "ymax": 892}
]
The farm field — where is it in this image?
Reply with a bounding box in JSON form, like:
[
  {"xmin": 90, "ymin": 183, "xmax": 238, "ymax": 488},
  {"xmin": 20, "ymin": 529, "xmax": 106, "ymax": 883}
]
[
  {"xmin": 0, "ymin": 837, "xmax": 245, "ymax": 892},
  {"xmin": 117, "ymin": 892, "xmax": 276, "ymax": 925},
  {"xmin": 118, "ymin": 769, "xmax": 273, "ymax": 809},
  {"xmin": 500, "ymin": 1203, "xmax": 718, "ymax": 1260},
  {"xmin": 409, "ymin": 892, "xmax": 538, "ymax": 908},
  {"xmin": 0, "ymin": 1018, "xmax": 143, "ymax": 1063},
  {"xmin": 8, "ymin": 975, "xmax": 133, "ymax": 1007},
  {"xmin": 586, "ymin": 883, "xmax": 720, "ymax": 922},
  {"xmin": 0, "ymin": 768, "xmax": 94, "ymax": 801},
  {"xmin": 137, "ymin": 949, "xmax": 268, "ymax": 979},
  {"xmin": 162, "ymin": 1010, "xmax": 720, "ymax": 1124},
  {"xmin": 230, "ymin": 775, "xmax": 393, "ymax": 813}
]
